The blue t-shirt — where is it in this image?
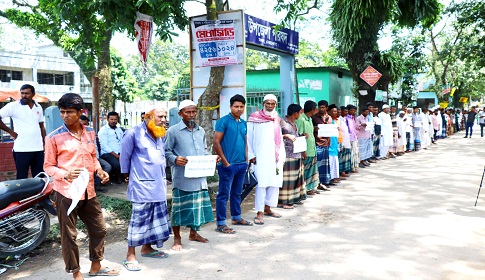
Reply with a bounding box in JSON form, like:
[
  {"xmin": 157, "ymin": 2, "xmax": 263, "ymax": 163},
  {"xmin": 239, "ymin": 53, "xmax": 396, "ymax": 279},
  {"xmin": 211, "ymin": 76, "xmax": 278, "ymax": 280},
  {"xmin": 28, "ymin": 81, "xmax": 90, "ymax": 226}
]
[
  {"xmin": 329, "ymin": 119, "xmax": 339, "ymax": 156},
  {"xmin": 215, "ymin": 113, "xmax": 247, "ymax": 164}
]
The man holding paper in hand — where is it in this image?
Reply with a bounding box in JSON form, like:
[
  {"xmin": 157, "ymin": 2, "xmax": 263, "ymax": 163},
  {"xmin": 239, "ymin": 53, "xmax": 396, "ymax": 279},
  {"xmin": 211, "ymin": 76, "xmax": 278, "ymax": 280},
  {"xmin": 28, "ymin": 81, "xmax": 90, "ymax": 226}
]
[
  {"xmin": 278, "ymin": 104, "xmax": 305, "ymax": 209},
  {"xmin": 44, "ymin": 93, "xmax": 117, "ymax": 279},
  {"xmin": 164, "ymin": 100, "xmax": 215, "ymax": 250}
]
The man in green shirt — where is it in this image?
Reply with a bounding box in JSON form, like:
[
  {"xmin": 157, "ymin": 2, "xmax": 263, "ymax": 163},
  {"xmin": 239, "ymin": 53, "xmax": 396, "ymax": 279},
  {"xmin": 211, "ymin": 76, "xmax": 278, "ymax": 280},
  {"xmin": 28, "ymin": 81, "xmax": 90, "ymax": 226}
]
[{"xmin": 296, "ymin": 100, "xmax": 321, "ymax": 195}]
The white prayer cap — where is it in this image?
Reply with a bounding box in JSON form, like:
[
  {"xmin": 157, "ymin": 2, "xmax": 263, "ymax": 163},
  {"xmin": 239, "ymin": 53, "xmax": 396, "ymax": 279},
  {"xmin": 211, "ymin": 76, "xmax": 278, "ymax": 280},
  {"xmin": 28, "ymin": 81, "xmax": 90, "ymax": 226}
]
[
  {"xmin": 382, "ymin": 104, "xmax": 390, "ymax": 109},
  {"xmin": 147, "ymin": 105, "xmax": 166, "ymax": 114},
  {"xmin": 179, "ymin": 100, "xmax": 197, "ymax": 111},
  {"xmin": 398, "ymin": 111, "xmax": 405, "ymax": 115},
  {"xmin": 263, "ymin": 94, "xmax": 277, "ymax": 102},
  {"xmin": 406, "ymin": 108, "xmax": 412, "ymax": 112}
]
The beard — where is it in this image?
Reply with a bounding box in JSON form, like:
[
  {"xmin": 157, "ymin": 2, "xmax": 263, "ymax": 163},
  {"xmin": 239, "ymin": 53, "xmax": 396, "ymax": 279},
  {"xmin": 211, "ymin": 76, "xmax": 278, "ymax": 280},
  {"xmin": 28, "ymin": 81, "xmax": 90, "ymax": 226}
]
[
  {"xmin": 264, "ymin": 109, "xmax": 275, "ymax": 117},
  {"xmin": 147, "ymin": 119, "xmax": 166, "ymax": 138}
]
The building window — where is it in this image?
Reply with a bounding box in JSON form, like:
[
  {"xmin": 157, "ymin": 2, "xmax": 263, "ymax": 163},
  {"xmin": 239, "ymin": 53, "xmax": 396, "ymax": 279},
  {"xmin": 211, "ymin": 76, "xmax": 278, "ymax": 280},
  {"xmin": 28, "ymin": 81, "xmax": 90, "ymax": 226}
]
[
  {"xmin": 55, "ymin": 74, "xmax": 64, "ymax": 85},
  {"xmin": 37, "ymin": 73, "xmax": 54, "ymax": 85},
  {"xmin": 0, "ymin": 69, "xmax": 23, "ymax": 82},
  {"xmin": 65, "ymin": 72, "xmax": 74, "ymax": 86},
  {"xmin": 12, "ymin": 71, "xmax": 22, "ymax": 80}
]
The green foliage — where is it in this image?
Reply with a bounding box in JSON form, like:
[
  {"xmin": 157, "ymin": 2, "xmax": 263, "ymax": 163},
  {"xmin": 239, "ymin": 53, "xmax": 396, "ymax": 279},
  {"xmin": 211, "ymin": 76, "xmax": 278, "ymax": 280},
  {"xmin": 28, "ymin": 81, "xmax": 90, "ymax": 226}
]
[
  {"xmin": 111, "ymin": 49, "xmax": 138, "ymax": 105},
  {"xmin": 246, "ymin": 40, "xmax": 347, "ymax": 70},
  {"xmin": 126, "ymin": 39, "xmax": 190, "ymax": 101},
  {"xmin": 97, "ymin": 195, "xmax": 133, "ymax": 221},
  {"xmin": 0, "ymin": 0, "xmax": 189, "ymax": 81}
]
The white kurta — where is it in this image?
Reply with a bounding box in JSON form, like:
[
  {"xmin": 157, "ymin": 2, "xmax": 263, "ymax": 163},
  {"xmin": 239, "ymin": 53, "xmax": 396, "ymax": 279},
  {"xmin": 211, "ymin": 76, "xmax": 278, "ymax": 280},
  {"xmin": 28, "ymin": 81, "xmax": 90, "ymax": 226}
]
[
  {"xmin": 397, "ymin": 117, "xmax": 406, "ymax": 147},
  {"xmin": 420, "ymin": 112, "xmax": 431, "ymax": 148},
  {"xmin": 247, "ymin": 121, "xmax": 285, "ymax": 188},
  {"xmin": 378, "ymin": 112, "xmax": 393, "ymax": 147}
]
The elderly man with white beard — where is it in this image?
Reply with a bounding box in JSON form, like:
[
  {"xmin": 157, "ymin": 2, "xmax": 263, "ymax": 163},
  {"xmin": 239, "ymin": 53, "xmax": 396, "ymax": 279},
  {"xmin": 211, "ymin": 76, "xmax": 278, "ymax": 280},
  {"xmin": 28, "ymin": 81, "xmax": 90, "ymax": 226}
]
[{"xmin": 248, "ymin": 94, "xmax": 286, "ymax": 225}]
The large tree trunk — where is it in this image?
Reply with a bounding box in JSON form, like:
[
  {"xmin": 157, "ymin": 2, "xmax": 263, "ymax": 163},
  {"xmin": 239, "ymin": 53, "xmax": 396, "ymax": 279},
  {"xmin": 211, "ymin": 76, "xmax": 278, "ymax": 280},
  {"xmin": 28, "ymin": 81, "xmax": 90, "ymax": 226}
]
[
  {"xmin": 97, "ymin": 30, "xmax": 114, "ymax": 113},
  {"xmin": 197, "ymin": 0, "xmax": 225, "ymax": 151}
]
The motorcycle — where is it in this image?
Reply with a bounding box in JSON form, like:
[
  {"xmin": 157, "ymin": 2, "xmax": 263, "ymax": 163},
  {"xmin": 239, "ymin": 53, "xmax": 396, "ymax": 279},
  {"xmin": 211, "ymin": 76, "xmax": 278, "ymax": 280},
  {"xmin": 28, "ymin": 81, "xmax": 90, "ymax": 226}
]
[{"xmin": 0, "ymin": 173, "xmax": 56, "ymax": 258}]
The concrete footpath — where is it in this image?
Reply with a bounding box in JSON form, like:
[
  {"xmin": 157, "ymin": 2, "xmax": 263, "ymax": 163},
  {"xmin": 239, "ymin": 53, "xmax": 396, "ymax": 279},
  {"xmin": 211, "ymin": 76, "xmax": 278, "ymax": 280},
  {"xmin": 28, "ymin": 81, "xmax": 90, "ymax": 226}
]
[{"xmin": 6, "ymin": 130, "xmax": 485, "ymax": 279}]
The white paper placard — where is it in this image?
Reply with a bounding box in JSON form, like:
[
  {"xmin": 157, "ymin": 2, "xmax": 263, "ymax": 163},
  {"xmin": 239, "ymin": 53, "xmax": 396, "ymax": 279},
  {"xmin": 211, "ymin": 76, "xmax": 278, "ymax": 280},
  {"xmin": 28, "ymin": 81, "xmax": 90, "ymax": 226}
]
[
  {"xmin": 184, "ymin": 155, "xmax": 218, "ymax": 178},
  {"xmin": 67, "ymin": 168, "xmax": 89, "ymax": 215},
  {"xmin": 374, "ymin": 118, "xmax": 382, "ymax": 125},
  {"xmin": 414, "ymin": 121, "xmax": 422, "ymax": 127},
  {"xmin": 318, "ymin": 124, "xmax": 339, "ymax": 137},
  {"xmin": 365, "ymin": 121, "xmax": 375, "ymax": 131},
  {"xmin": 293, "ymin": 136, "xmax": 307, "ymax": 153}
]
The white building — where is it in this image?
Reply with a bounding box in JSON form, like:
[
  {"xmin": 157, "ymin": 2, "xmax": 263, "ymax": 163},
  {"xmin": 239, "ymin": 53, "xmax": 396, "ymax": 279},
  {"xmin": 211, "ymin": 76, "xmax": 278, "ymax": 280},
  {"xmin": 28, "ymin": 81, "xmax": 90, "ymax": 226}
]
[{"xmin": 0, "ymin": 44, "xmax": 92, "ymax": 102}]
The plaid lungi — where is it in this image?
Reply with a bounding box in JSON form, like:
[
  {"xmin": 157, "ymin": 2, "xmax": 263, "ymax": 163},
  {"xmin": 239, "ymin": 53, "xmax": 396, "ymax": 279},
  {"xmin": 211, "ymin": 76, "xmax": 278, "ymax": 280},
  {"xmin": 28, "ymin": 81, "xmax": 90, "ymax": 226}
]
[
  {"xmin": 358, "ymin": 138, "xmax": 373, "ymax": 160},
  {"xmin": 278, "ymin": 157, "xmax": 304, "ymax": 205},
  {"xmin": 170, "ymin": 188, "xmax": 214, "ymax": 231},
  {"xmin": 351, "ymin": 141, "xmax": 359, "ymax": 169},
  {"xmin": 128, "ymin": 201, "xmax": 171, "ymax": 248},
  {"xmin": 316, "ymin": 146, "xmax": 331, "ymax": 185},
  {"xmin": 304, "ymin": 156, "xmax": 319, "ymax": 191},
  {"xmin": 339, "ymin": 148, "xmax": 352, "ymax": 173}
]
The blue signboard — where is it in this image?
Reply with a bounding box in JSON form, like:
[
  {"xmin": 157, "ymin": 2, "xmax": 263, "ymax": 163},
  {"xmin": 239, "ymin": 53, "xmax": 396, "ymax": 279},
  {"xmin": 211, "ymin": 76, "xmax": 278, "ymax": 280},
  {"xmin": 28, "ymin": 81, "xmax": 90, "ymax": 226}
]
[{"xmin": 244, "ymin": 14, "xmax": 299, "ymax": 55}]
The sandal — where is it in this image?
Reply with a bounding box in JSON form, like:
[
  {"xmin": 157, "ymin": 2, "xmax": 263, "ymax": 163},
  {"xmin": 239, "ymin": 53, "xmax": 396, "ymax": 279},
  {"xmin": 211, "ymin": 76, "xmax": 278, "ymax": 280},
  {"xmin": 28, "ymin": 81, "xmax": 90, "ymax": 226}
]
[
  {"xmin": 231, "ymin": 219, "xmax": 253, "ymax": 226},
  {"xmin": 295, "ymin": 201, "xmax": 304, "ymax": 205},
  {"xmin": 277, "ymin": 204, "xmax": 294, "ymax": 209},
  {"xmin": 89, "ymin": 267, "xmax": 120, "ymax": 276},
  {"xmin": 122, "ymin": 260, "xmax": 141, "ymax": 272},
  {"xmin": 254, "ymin": 217, "xmax": 264, "ymax": 225},
  {"xmin": 215, "ymin": 225, "xmax": 236, "ymax": 234},
  {"xmin": 263, "ymin": 212, "xmax": 282, "ymax": 218}
]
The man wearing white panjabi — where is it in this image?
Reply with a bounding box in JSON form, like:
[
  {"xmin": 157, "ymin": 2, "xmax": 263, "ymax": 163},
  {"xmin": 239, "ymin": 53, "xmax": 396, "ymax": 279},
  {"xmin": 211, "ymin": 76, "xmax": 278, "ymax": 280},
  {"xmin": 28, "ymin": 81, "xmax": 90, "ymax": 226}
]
[
  {"xmin": 420, "ymin": 107, "xmax": 431, "ymax": 149},
  {"xmin": 377, "ymin": 105, "xmax": 393, "ymax": 159},
  {"xmin": 248, "ymin": 94, "xmax": 286, "ymax": 225}
]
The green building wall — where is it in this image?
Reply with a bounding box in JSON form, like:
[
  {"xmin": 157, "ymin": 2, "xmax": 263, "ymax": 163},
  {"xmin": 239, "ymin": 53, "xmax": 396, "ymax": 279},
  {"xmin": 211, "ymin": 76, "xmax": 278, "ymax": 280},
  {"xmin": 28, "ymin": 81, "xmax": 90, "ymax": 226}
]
[{"xmin": 246, "ymin": 67, "xmax": 356, "ymax": 107}]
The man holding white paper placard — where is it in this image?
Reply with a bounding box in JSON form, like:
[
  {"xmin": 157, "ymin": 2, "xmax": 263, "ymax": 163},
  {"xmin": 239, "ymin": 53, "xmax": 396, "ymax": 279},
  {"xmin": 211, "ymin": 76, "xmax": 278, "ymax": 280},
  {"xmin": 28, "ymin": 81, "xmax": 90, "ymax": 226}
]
[
  {"xmin": 412, "ymin": 106, "xmax": 423, "ymax": 151},
  {"xmin": 278, "ymin": 104, "xmax": 305, "ymax": 209},
  {"xmin": 312, "ymin": 100, "xmax": 332, "ymax": 190},
  {"xmin": 165, "ymin": 100, "xmax": 215, "ymax": 250}
]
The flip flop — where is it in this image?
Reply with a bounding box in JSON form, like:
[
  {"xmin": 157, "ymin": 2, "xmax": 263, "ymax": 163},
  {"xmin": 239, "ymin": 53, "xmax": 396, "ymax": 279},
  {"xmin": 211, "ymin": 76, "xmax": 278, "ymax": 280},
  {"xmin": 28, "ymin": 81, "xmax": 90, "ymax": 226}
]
[
  {"xmin": 231, "ymin": 219, "xmax": 253, "ymax": 226},
  {"xmin": 215, "ymin": 225, "xmax": 236, "ymax": 234},
  {"xmin": 141, "ymin": 251, "xmax": 169, "ymax": 259},
  {"xmin": 277, "ymin": 205, "xmax": 294, "ymax": 209},
  {"xmin": 122, "ymin": 260, "xmax": 141, "ymax": 272},
  {"xmin": 89, "ymin": 267, "xmax": 120, "ymax": 276},
  {"xmin": 254, "ymin": 217, "xmax": 264, "ymax": 225},
  {"xmin": 263, "ymin": 212, "xmax": 282, "ymax": 218}
]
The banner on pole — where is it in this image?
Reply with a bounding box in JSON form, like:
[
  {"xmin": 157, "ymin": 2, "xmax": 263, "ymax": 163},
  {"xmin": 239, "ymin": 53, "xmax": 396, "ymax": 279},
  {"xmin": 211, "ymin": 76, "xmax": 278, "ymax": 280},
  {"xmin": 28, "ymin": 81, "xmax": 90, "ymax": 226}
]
[
  {"xmin": 134, "ymin": 12, "xmax": 153, "ymax": 70},
  {"xmin": 191, "ymin": 19, "xmax": 237, "ymax": 67}
]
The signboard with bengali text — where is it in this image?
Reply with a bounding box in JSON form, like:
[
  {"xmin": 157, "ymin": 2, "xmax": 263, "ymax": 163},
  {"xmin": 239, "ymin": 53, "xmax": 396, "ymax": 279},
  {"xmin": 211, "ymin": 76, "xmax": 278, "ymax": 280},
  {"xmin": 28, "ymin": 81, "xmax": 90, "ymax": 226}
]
[{"xmin": 360, "ymin": 66, "xmax": 382, "ymax": 87}]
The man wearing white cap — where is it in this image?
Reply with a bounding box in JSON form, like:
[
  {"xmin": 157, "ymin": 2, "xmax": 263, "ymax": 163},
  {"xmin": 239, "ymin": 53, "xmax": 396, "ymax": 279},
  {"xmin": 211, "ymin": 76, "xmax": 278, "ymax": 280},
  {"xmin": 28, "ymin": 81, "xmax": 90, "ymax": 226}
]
[
  {"xmin": 120, "ymin": 105, "xmax": 171, "ymax": 271},
  {"xmin": 165, "ymin": 100, "xmax": 215, "ymax": 250},
  {"xmin": 247, "ymin": 94, "xmax": 285, "ymax": 225},
  {"xmin": 378, "ymin": 104, "xmax": 393, "ymax": 159}
]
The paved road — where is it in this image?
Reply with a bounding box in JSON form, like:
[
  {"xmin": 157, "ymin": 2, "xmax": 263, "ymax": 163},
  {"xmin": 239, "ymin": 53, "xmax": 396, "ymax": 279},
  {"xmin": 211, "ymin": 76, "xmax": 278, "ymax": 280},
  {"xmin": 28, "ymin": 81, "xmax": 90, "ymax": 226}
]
[{"xmin": 7, "ymin": 130, "xmax": 485, "ymax": 279}]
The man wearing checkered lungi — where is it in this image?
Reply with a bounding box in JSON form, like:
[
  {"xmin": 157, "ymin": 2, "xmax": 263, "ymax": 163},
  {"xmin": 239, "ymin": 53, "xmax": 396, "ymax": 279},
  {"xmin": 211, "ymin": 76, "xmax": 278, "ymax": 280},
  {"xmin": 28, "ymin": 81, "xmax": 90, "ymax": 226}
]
[
  {"xmin": 312, "ymin": 100, "xmax": 332, "ymax": 190},
  {"xmin": 120, "ymin": 106, "xmax": 171, "ymax": 271},
  {"xmin": 165, "ymin": 100, "xmax": 215, "ymax": 251}
]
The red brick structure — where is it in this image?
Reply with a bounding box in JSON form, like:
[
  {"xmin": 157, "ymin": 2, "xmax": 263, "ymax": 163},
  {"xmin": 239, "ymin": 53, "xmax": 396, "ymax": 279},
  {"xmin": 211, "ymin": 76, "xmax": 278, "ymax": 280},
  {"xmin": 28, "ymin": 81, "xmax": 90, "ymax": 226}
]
[{"xmin": 0, "ymin": 142, "xmax": 16, "ymax": 181}]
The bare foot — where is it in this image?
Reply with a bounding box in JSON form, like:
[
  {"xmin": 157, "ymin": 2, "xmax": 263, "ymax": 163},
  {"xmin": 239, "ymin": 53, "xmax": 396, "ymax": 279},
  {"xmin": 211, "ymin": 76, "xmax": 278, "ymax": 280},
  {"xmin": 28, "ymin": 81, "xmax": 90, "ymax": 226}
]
[
  {"xmin": 189, "ymin": 231, "xmax": 209, "ymax": 243},
  {"xmin": 73, "ymin": 271, "xmax": 83, "ymax": 280},
  {"xmin": 172, "ymin": 237, "xmax": 183, "ymax": 251}
]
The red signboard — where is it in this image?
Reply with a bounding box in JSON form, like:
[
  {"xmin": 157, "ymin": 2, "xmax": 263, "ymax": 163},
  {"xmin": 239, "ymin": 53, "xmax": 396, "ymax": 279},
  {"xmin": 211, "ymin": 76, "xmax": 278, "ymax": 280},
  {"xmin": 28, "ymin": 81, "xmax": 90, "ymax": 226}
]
[{"xmin": 360, "ymin": 66, "xmax": 382, "ymax": 87}]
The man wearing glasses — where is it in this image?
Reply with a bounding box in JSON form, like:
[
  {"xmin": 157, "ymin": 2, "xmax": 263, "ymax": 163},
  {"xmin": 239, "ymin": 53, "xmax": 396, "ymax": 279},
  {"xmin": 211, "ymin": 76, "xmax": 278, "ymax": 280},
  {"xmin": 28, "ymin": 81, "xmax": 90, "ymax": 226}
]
[{"xmin": 99, "ymin": 111, "xmax": 123, "ymax": 184}]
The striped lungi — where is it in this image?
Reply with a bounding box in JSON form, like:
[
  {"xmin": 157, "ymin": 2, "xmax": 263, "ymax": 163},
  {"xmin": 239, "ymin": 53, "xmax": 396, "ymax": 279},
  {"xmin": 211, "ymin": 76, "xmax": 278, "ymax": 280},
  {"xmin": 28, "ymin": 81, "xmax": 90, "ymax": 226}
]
[
  {"xmin": 304, "ymin": 156, "xmax": 319, "ymax": 191},
  {"xmin": 358, "ymin": 138, "xmax": 373, "ymax": 160},
  {"xmin": 351, "ymin": 141, "xmax": 359, "ymax": 170},
  {"xmin": 339, "ymin": 148, "xmax": 352, "ymax": 173},
  {"xmin": 170, "ymin": 188, "xmax": 214, "ymax": 231},
  {"xmin": 316, "ymin": 146, "xmax": 331, "ymax": 185},
  {"xmin": 441, "ymin": 125, "xmax": 447, "ymax": 139},
  {"xmin": 329, "ymin": 155, "xmax": 339, "ymax": 179},
  {"xmin": 278, "ymin": 157, "xmax": 304, "ymax": 205},
  {"xmin": 128, "ymin": 201, "xmax": 171, "ymax": 248}
]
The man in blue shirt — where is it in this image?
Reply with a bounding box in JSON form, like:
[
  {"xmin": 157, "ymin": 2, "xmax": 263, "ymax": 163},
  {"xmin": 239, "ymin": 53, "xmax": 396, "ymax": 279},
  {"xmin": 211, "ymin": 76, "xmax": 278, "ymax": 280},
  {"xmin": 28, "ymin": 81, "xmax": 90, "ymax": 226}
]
[
  {"xmin": 99, "ymin": 111, "xmax": 123, "ymax": 183},
  {"xmin": 213, "ymin": 94, "xmax": 252, "ymax": 234}
]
